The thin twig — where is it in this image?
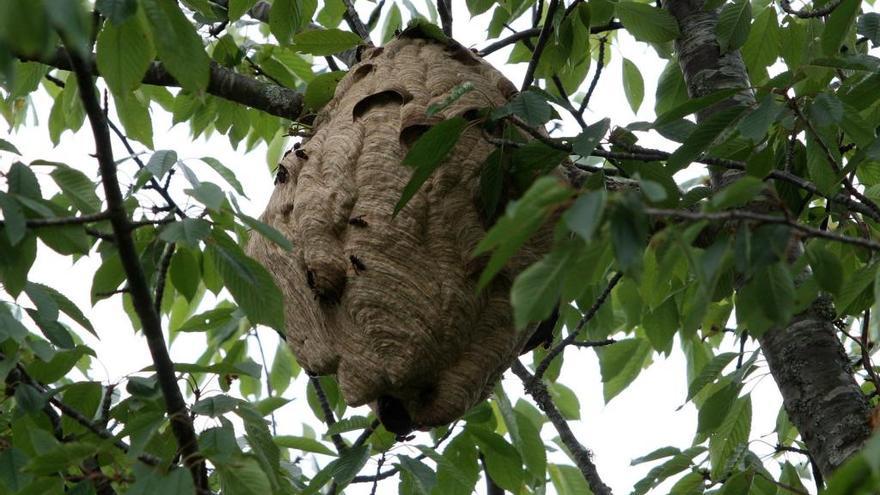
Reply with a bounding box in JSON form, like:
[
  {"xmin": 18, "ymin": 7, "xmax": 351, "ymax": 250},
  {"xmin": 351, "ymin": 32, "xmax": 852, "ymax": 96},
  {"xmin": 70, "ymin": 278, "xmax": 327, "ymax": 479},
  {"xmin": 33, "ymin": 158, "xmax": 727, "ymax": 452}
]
[
  {"xmin": 153, "ymin": 243, "xmax": 175, "ymax": 316},
  {"xmin": 341, "ymin": 0, "xmax": 373, "ymax": 44},
  {"xmin": 369, "ymin": 453, "xmax": 385, "ymax": 495},
  {"xmin": 860, "ymin": 310, "xmax": 880, "ymax": 394},
  {"xmin": 106, "ymin": 119, "xmax": 186, "ymax": 219},
  {"xmin": 478, "ymin": 22, "xmax": 623, "ymax": 57},
  {"xmin": 533, "ymin": 272, "xmax": 622, "ymax": 380},
  {"xmin": 578, "ymin": 36, "xmax": 606, "ymax": 115},
  {"xmin": 353, "ymin": 419, "xmax": 381, "ymax": 448},
  {"xmin": 0, "ymin": 210, "xmax": 112, "ymax": 228},
  {"xmin": 520, "ymin": 0, "xmax": 560, "ymax": 90},
  {"xmin": 644, "ymin": 207, "xmax": 880, "ymax": 252},
  {"xmin": 252, "ymin": 330, "xmax": 278, "ymax": 435},
  {"xmin": 63, "ymin": 39, "xmax": 208, "ymax": 492},
  {"xmin": 511, "ymin": 361, "xmax": 612, "ymax": 495},
  {"xmin": 571, "ymin": 339, "xmax": 617, "ymax": 348},
  {"xmin": 351, "ymin": 424, "xmax": 457, "ymax": 483},
  {"xmin": 787, "ymin": 98, "xmax": 880, "ymax": 222},
  {"xmin": 309, "ymin": 375, "xmax": 347, "ymax": 453},
  {"xmin": 778, "ymin": 0, "xmax": 842, "ymax": 18}
]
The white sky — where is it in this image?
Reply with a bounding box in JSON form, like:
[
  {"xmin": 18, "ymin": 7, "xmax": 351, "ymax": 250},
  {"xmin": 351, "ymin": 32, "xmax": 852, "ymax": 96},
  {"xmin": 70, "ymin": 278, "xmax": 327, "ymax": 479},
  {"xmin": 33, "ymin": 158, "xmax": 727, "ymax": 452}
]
[{"xmin": 0, "ymin": 1, "xmax": 796, "ymax": 493}]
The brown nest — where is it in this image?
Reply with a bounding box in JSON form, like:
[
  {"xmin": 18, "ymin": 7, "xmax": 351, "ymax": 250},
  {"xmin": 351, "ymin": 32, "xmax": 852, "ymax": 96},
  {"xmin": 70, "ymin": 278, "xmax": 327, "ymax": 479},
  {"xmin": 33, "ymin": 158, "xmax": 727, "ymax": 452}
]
[{"xmin": 248, "ymin": 33, "xmax": 558, "ymax": 435}]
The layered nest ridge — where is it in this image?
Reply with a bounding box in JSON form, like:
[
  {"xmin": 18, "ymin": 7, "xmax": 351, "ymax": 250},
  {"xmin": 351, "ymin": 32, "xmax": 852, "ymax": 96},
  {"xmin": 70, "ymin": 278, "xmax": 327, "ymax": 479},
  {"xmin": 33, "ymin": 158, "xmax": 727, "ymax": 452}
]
[{"xmin": 248, "ymin": 34, "xmax": 556, "ymax": 431}]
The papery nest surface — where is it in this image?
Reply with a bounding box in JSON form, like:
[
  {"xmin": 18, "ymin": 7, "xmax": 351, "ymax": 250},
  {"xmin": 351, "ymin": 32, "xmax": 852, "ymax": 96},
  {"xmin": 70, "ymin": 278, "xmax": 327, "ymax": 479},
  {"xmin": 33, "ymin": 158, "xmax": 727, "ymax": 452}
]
[{"xmin": 248, "ymin": 32, "xmax": 558, "ymax": 434}]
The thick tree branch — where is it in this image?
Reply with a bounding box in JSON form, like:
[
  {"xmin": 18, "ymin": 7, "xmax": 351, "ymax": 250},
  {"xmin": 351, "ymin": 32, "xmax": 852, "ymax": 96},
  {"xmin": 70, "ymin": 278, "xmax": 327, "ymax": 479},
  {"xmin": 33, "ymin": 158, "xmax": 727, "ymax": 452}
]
[
  {"xmin": 511, "ymin": 361, "xmax": 612, "ymax": 495},
  {"xmin": 23, "ymin": 47, "xmax": 303, "ymax": 121},
  {"xmin": 438, "ymin": 0, "xmax": 453, "ymax": 37},
  {"xmin": 341, "ymin": 0, "xmax": 373, "ymax": 44},
  {"xmin": 64, "ymin": 44, "xmax": 208, "ymax": 492}
]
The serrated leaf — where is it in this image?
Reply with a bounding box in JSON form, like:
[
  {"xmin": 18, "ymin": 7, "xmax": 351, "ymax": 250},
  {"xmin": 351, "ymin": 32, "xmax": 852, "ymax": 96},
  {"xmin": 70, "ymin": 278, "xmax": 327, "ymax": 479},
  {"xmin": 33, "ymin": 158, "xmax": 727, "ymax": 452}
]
[
  {"xmin": 511, "ymin": 246, "xmax": 572, "ymax": 330},
  {"xmin": 571, "ymin": 118, "xmax": 610, "ymax": 157},
  {"xmin": 615, "ymin": 2, "xmax": 680, "ymax": 43},
  {"xmin": 208, "ymin": 231, "xmax": 284, "ymax": 331},
  {"xmin": 685, "ymin": 352, "xmax": 738, "ymax": 403},
  {"xmin": 467, "ymin": 426, "xmax": 524, "ymax": 491},
  {"xmin": 498, "ymin": 91, "xmax": 553, "ymax": 127},
  {"xmin": 96, "ymin": 0, "xmax": 137, "ymax": 23},
  {"xmin": 169, "ymin": 247, "xmax": 200, "ymax": 301},
  {"xmin": 303, "ymin": 71, "xmax": 346, "ymax": 111},
  {"xmin": 229, "ymin": 0, "xmax": 258, "ymax": 21},
  {"xmin": 270, "ymin": 0, "xmax": 317, "ymax": 44},
  {"xmin": 622, "ymin": 58, "xmax": 644, "ymax": 113},
  {"xmin": 48, "ymin": 166, "xmax": 101, "ymax": 214},
  {"xmin": 597, "ymin": 338, "xmax": 652, "ymax": 402},
  {"xmin": 159, "ymin": 219, "xmax": 211, "ymax": 248},
  {"xmin": 563, "ymin": 190, "xmax": 606, "ymax": 241},
  {"xmin": 96, "ymin": 14, "xmax": 154, "ymax": 95},
  {"xmin": 821, "ymin": 0, "xmax": 859, "ymax": 56},
  {"xmin": 324, "ymin": 416, "xmax": 372, "ymax": 436},
  {"xmin": 200, "ymin": 157, "xmax": 246, "ymax": 196},
  {"xmin": 0, "ymin": 192, "xmax": 26, "ymax": 245},
  {"xmin": 293, "ymin": 28, "xmax": 362, "ymax": 55},
  {"xmin": 716, "ymin": 0, "xmax": 751, "ymax": 53},
  {"xmin": 394, "ymin": 117, "xmax": 468, "ymax": 215},
  {"xmin": 140, "ymin": 0, "xmax": 210, "ymax": 92},
  {"xmin": 667, "ymin": 106, "xmax": 746, "ymax": 171},
  {"xmin": 274, "ymin": 435, "xmax": 335, "ymax": 456},
  {"xmin": 0, "ymin": 138, "xmax": 21, "ymax": 155}
]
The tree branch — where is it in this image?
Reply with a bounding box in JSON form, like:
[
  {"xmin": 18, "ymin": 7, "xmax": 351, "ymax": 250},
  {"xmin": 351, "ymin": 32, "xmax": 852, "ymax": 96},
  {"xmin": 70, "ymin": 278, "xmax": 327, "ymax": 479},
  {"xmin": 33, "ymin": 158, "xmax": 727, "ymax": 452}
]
[
  {"xmin": 533, "ymin": 272, "xmax": 622, "ymax": 380},
  {"xmin": 438, "ymin": 0, "xmax": 453, "ymax": 37},
  {"xmin": 511, "ymin": 361, "xmax": 612, "ymax": 495},
  {"xmin": 309, "ymin": 375, "xmax": 348, "ymax": 453},
  {"xmin": 478, "ymin": 22, "xmax": 623, "ymax": 57},
  {"xmin": 778, "ymin": 0, "xmax": 843, "ymax": 18},
  {"xmin": 23, "ymin": 47, "xmax": 303, "ymax": 121},
  {"xmin": 63, "ymin": 42, "xmax": 208, "ymax": 492},
  {"xmin": 520, "ymin": 0, "xmax": 561, "ymax": 90},
  {"xmin": 578, "ymin": 36, "xmax": 606, "ymax": 115},
  {"xmin": 643, "ymin": 207, "xmax": 880, "ymax": 252},
  {"xmin": 341, "ymin": 0, "xmax": 373, "ymax": 44}
]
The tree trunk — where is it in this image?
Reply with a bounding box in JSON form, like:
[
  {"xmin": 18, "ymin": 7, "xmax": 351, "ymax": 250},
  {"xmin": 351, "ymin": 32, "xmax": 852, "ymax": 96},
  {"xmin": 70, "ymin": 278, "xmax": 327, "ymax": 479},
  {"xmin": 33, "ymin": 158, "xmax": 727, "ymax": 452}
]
[{"xmin": 665, "ymin": 0, "xmax": 871, "ymax": 478}]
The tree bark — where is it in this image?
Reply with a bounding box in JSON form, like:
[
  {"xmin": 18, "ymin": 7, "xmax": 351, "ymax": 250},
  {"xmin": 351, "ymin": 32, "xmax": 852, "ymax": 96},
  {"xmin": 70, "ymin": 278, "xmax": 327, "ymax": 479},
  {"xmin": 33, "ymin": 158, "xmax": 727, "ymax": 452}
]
[{"xmin": 665, "ymin": 0, "xmax": 871, "ymax": 478}]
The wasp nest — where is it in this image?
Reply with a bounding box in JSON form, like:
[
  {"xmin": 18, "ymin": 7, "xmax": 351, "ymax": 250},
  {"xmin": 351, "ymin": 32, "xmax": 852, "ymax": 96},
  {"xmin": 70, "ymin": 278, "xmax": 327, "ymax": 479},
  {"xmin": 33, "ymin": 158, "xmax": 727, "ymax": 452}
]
[{"xmin": 248, "ymin": 33, "xmax": 558, "ymax": 434}]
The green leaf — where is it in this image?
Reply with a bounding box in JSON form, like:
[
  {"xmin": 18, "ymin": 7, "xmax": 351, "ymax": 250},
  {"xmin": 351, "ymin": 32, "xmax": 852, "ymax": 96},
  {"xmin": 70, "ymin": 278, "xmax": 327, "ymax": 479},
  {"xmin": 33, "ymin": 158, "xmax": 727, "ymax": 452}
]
[
  {"xmin": 467, "ymin": 426, "xmax": 524, "ymax": 491},
  {"xmin": 667, "ymin": 106, "xmax": 746, "ymax": 172},
  {"xmin": 305, "ymin": 445, "xmax": 371, "ymax": 494},
  {"xmin": 208, "ymin": 230, "xmax": 285, "ymax": 331},
  {"xmin": 686, "ymin": 352, "xmax": 738, "ymax": 402},
  {"xmin": 140, "ymin": 0, "xmax": 210, "ymax": 92},
  {"xmin": 548, "ymin": 382, "xmax": 581, "ymax": 420},
  {"xmin": 741, "ymin": 8, "xmax": 780, "ymax": 70},
  {"xmin": 737, "ymin": 94, "xmax": 780, "ymax": 143},
  {"xmin": 697, "ymin": 383, "xmax": 739, "ymax": 434},
  {"xmin": 115, "ymin": 91, "xmax": 154, "ymax": 148},
  {"xmin": 615, "ymin": 2, "xmax": 680, "ymax": 43},
  {"xmin": 303, "ymin": 70, "xmax": 346, "ymax": 111},
  {"xmin": 159, "ymin": 219, "xmax": 211, "ymax": 248},
  {"xmin": 563, "ymin": 190, "xmax": 606, "ymax": 241},
  {"xmin": 169, "ymin": 247, "xmax": 200, "ymax": 301},
  {"xmin": 293, "ymin": 28, "xmax": 362, "ymax": 55},
  {"xmin": 324, "ymin": 415, "xmax": 372, "ymax": 436},
  {"xmin": 821, "ymin": 0, "xmax": 859, "ymax": 56},
  {"xmin": 511, "ymin": 246, "xmax": 572, "ymax": 330},
  {"xmin": 716, "ymin": 0, "xmax": 751, "ymax": 53},
  {"xmin": 381, "ymin": 3, "xmax": 403, "ymax": 43},
  {"xmin": 96, "ymin": 0, "xmax": 137, "ymax": 24},
  {"xmin": 236, "ymin": 213, "xmax": 293, "ymax": 251},
  {"xmin": 0, "ymin": 138, "xmax": 21, "ymax": 155},
  {"xmin": 548, "ymin": 464, "xmax": 592, "ymax": 494},
  {"xmin": 622, "ymin": 58, "xmax": 644, "ymax": 113},
  {"xmin": 571, "ymin": 118, "xmax": 610, "ymax": 157},
  {"xmin": 143, "ymin": 150, "xmax": 178, "ymax": 181},
  {"xmin": 394, "ymin": 117, "xmax": 469, "ymax": 215},
  {"xmin": 806, "ymin": 242, "xmax": 844, "ymax": 295},
  {"xmin": 597, "ymin": 338, "xmax": 652, "ymax": 402},
  {"xmin": 96, "ymin": 14, "xmax": 154, "ymax": 95},
  {"xmin": 809, "ymin": 93, "xmax": 844, "ymax": 127},
  {"xmin": 186, "ymin": 182, "xmax": 226, "ymax": 211},
  {"xmin": 269, "ymin": 0, "xmax": 316, "ymax": 44},
  {"xmin": 274, "ymin": 435, "xmax": 335, "ymax": 456},
  {"xmin": 708, "ymin": 395, "xmax": 751, "ymax": 479},
  {"xmin": 475, "ymin": 177, "xmax": 573, "ymax": 288},
  {"xmin": 229, "ymin": 0, "xmax": 258, "ymax": 21},
  {"xmin": 25, "ymin": 443, "xmax": 97, "ymax": 475},
  {"xmin": 654, "ymin": 88, "xmax": 740, "ymax": 128},
  {"xmin": 0, "ymin": 233, "xmax": 36, "ymax": 297},
  {"xmin": 498, "ymin": 91, "xmax": 553, "ymax": 127},
  {"xmin": 708, "ymin": 176, "xmax": 765, "ymax": 210},
  {"xmin": 217, "ymin": 455, "xmax": 273, "ymax": 495},
  {"xmin": 200, "ymin": 157, "xmax": 246, "ymax": 196},
  {"xmin": 47, "ymin": 165, "xmax": 101, "ymax": 214},
  {"xmin": 427, "ymin": 82, "xmax": 475, "ymax": 117},
  {"xmin": 0, "ymin": 192, "xmax": 26, "ymax": 245},
  {"xmin": 631, "ymin": 447, "xmax": 681, "ymax": 465}
]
